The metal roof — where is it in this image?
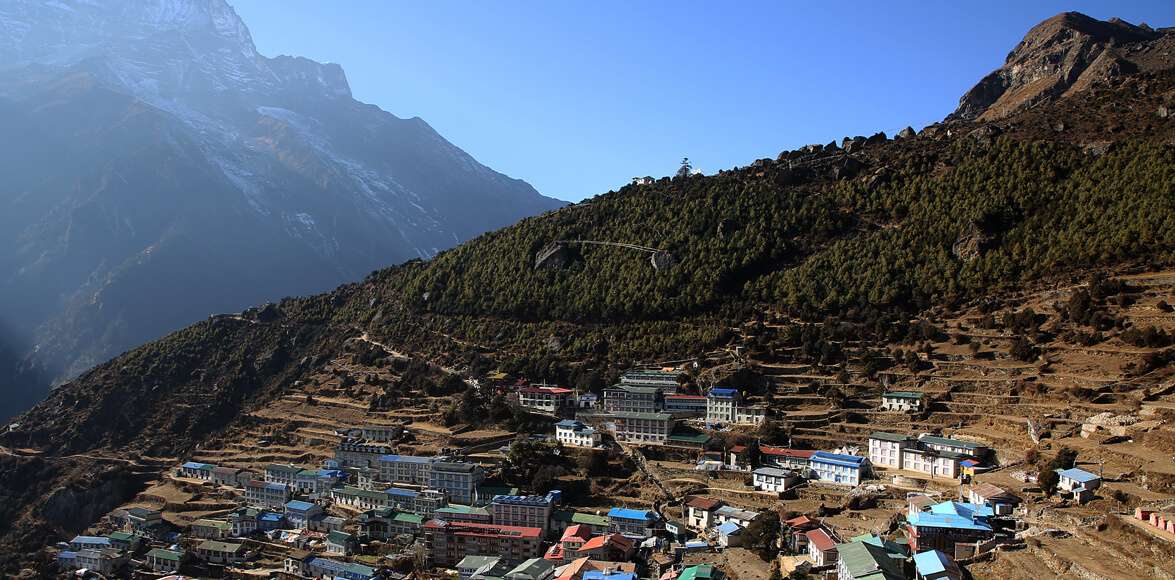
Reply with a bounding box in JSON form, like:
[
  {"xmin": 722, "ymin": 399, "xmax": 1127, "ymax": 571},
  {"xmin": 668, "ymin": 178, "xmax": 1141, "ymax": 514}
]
[{"xmin": 1057, "ymin": 467, "xmax": 1100, "ymax": 483}]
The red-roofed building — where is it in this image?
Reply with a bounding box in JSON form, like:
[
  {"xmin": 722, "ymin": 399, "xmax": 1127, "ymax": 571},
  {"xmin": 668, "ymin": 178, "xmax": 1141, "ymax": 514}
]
[
  {"xmin": 760, "ymin": 446, "xmax": 815, "ymax": 473},
  {"xmin": 545, "ymin": 524, "xmax": 593, "ymax": 562},
  {"xmin": 664, "ymin": 394, "xmax": 707, "ymax": 416},
  {"xmin": 685, "ymin": 496, "xmax": 724, "ymax": 530},
  {"xmin": 576, "ymin": 532, "xmax": 634, "ymax": 562},
  {"xmin": 518, "ymin": 387, "xmax": 577, "ymax": 414},
  {"xmin": 556, "ymin": 557, "xmax": 638, "ymax": 580},
  {"xmin": 727, "ymin": 444, "xmax": 753, "ymax": 471},
  {"xmin": 781, "ymin": 515, "xmax": 822, "ymax": 554},
  {"xmin": 805, "ymin": 528, "xmax": 838, "ymax": 566},
  {"xmin": 423, "ymin": 519, "xmax": 543, "ymax": 567}
]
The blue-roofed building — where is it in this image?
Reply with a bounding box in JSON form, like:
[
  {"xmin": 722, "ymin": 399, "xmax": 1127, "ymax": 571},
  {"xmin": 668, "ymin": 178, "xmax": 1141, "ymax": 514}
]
[
  {"xmin": 608, "ymin": 507, "xmax": 662, "ymax": 538},
  {"xmin": 583, "ymin": 571, "xmax": 637, "ymax": 580},
  {"xmin": 257, "ymin": 511, "xmax": 286, "ymax": 531},
  {"xmin": 179, "ymin": 461, "xmax": 215, "ymax": 480},
  {"xmin": 914, "ymin": 549, "xmax": 962, "ymax": 580},
  {"xmin": 492, "ymin": 491, "xmax": 560, "ymax": 535},
  {"xmin": 810, "ymin": 452, "xmax": 871, "ymax": 486},
  {"xmin": 715, "ymin": 520, "xmax": 744, "ymax": 547},
  {"xmin": 906, "ymin": 501, "xmax": 994, "ymax": 555},
  {"xmin": 706, "ymin": 388, "xmax": 741, "ymax": 424},
  {"xmin": 245, "ymin": 479, "xmax": 290, "ymax": 509},
  {"xmin": 1056, "ymin": 467, "xmax": 1102, "ymax": 503},
  {"xmin": 305, "ymin": 556, "xmax": 376, "ymax": 580},
  {"xmin": 284, "ymin": 499, "xmax": 323, "ymax": 529}
]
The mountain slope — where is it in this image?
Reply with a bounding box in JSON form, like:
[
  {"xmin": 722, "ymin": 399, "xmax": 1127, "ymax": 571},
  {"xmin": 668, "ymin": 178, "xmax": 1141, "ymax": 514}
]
[
  {"xmin": 0, "ymin": 0, "xmax": 564, "ymax": 418},
  {"xmin": 1, "ymin": 11, "xmax": 1174, "ymax": 571}
]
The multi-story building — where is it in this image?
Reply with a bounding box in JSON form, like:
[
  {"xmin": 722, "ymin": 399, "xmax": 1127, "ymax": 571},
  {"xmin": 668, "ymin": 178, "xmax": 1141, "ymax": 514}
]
[
  {"xmin": 359, "ymin": 424, "xmax": 404, "ymax": 442},
  {"xmin": 684, "ymin": 496, "xmax": 723, "ymax": 531},
  {"xmin": 610, "ymin": 412, "xmax": 673, "ymax": 444},
  {"xmin": 145, "ymin": 548, "xmax": 182, "ymax": 574},
  {"xmin": 123, "ymin": 507, "xmax": 163, "ymax": 535},
  {"xmin": 867, "ymin": 432, "xmax": 918, "ymax": 470},
  {"xmin": 387, "ymin": 487, "xmax": 448, "ymax": 517},
  {"xmin": 332, "ymin": 486, "xmax": 394, "ymax": 511},
  {"xmin": 435, "ymin": 504, "xmax": 494, "ymax": 524},
  {"xmin": 191, "ymin": 518, "xmax": 232, "ymax": 539},
  {"xmin": 760, "ymin": 447, "xmax": 815, "ymax": 474},
  {"xmin": 430, "ymin": 462, "xmax": 486, "ymax": 505},
  {"xmin": 228, "ymin": 508, "xmax": 259, "ymax": 537},
  {"xmin": 423, "ymin": 520, "xmax": 544, "ymax": 567},
  {"xmin": 734, "ymin": 404, "xmax": 767, "ymax": 425},
  {"xmin": 619, "ymin": 370, "xmax": 680, "ymax": 394},
  {"xmin": 880, "ymin": 391, "xmax": 924, "ymax": 412},
  {"xmin": 602, "ymin": 385, "xmax": 664, "ymax": 414},
  {"xmin": 752, "ymin": 467, "xmax": 801, "ymax": 493},
  {"xmin": 518, "ymin": 386, "xmax": 576, "ymax": 414},
  {"xmin": 918, "ymin": 435, "xmax": 987, "ymax": 457},
  {"xmin": 72, "ymin": 548, "xmax": 128, "ymax": 575},
  {"xmin": 714, "ymin": 505, "xmax": 761, "ymax": 529},
  {"xmin": 869, "ymin": 432, "xmax": 970, "ymax": 479},
  {"xmin": 304, "ymin": 557, "xmax": 377, "ymax": 580},
  {"xmin": 212, "ymin": 466, "xmax": 243, "ymax": 487},
  {"xmin": 705, "ymin": 388, "xmax": 739, "ymax": 424},
  {"xmin": 810, "ymin": 452, "xmax": 870, "ymax": 486},
  {"xmin": 555, "ymin": 420, "xmax": 601, "ymax": 448},
  {"xmin": 295, "ymin": 468, "xmax": 347, "ymax": 495},
  {"xmin": 900, "ymin": 447, "xmax": 966, "ymax": 479},
  {"xmin": 245, "ymin": 480, "xmax": 290, "ymax": 509},
  {"xmin": 195, "ymin": 540, "xmax": 246, "ymax": 565},
  {"xmin": 284, "ymin": 500, "xmax": 324, "ymax": 529},
  {"xmin": 378, "ymin": 454, "xmax": 435, "ymax": 485},
  {"xmin": 335, "ymin": 440, "xmax": 395, "ymax": 467},
  {"xmin": 905, "ymin": 501, "xmax": 994, "ymax": 555},
  {"xmin": 607, "ymin": 507, "xmax": 662, "ymax": 538},
  {"xmin": 663, "ymin": 394, "xmax": 707, "ymax": 416},
  {"xmin": 491, "ymin": 491, "xmax": 559, "ymax": 536},
  {"xmin": 265, "ymin": 464, "xmax": 302, "ymax": 488},
  {"xmin": 179, "ymin": 461, "xmax": 215, "ymax": 480}
]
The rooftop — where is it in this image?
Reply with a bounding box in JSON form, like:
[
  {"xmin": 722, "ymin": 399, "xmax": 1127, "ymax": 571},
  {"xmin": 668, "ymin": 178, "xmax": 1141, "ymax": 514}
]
[
  {"xmin": 919, "ymin": 435, "xmax": 984, "ymax": 450},
  {"xmin": 838, "ymin": 540, "xmax": 905, "ymax": 580},
  {"xmin": 914, "ymin": 549, "xmax": 960, "ymax": 577},
  {"xmin": 869, "ymin": 431, "xmax": 916, "ymax": 443},
  {"xmin": 883, "ymin": 391, "xmax": 925, "ymax": 399},
  {"xmin": 708, "ymin": 388, "xmax": 738, "ymax": 398},
  {"xmin": 753, "ymin": 467, "xmax": 797, "ymax": 478},
  {"xmin": 805, "ymin": 528, "xmax": 837, "ymax": 551},
  {"xmin": 285, "ymin": 500, "xmax": 317, "ymax": 512},
  {"xmin": 811, "ymin": 451, "xmax": 868, "ymax": 467},
  {"xmin": 760, "ymin": 446, "xmax": 815, "ymax": 459},
  {"xmin": 612, "ymin": 411, "xmax": 672, "ymax": 421},
  {"xmin": 1057, "ymin": 467, "xmax": 1101, "ymax": 483},
  {"xmin": 608, "ymin": 507, "xmax": 659, "ymax": 521}
]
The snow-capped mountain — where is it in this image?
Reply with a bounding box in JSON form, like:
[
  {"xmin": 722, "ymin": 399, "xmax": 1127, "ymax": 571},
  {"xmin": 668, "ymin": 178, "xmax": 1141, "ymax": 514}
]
[{"xmin": 0, "ymin": 0, "xmax": 565, "ymax": 418}]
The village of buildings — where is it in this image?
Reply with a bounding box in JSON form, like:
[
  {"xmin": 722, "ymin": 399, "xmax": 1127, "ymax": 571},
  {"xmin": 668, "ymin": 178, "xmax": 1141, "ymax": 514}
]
[{"xmin": 46, "ymin": 365, "xmax": 1166, "ymax": 580}]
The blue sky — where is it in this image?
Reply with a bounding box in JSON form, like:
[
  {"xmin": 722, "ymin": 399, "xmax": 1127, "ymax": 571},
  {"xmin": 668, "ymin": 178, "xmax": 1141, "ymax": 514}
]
[{"xmin": 230, "ymin": 1, "xmax": 1174, "ymax": 202}]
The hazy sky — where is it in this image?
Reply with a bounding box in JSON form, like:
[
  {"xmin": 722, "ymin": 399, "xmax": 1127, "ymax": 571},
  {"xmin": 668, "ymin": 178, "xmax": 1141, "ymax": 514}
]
[{"xmin": 230, "ymin": 1, "xmax": 1175, "ymax": 202}]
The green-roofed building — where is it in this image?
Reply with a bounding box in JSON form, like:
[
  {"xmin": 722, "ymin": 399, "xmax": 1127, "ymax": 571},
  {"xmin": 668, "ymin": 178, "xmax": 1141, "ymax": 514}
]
[
  {"xmin": 436, "ymin": 503, "xmax": 493, "ymax": 524},
  {"xmin": 679, "ymin": 564, "xmax": 725, "ymax": 580},
  {"xmin": 106, "ymin": 530, "xmax": 141, "ymax": 551},
  {"xmin": 146, "ymin": 547, "xmax": 182, "ymax": 573},
  {"xmin": 551, "ymin": 509, "xmax": 610, "ymax": 535},
  {"xmin": 836, "ymin": 539, "xmax": 906, "ymax": 580}
]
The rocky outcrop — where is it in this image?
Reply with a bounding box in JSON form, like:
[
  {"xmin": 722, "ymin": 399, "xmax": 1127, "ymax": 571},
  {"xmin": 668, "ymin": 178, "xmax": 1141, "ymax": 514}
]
[{"xmin": 950, "ymin": 12, "xmax": 1167, "ymax": 121}]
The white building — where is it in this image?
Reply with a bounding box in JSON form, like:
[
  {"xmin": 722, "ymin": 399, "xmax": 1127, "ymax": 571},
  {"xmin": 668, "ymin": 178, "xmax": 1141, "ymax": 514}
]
[
  {"xmin": 555, "ymin": 420, "xmax": 601, "ymax": 448},
  {"xmin": 518, "ymin": 386, "xmax": 576, "ymax": 413},
  {"xmin": 610, "ymin": 412, "xmax": 673, "ymax": 444},
  {"xmin": 752, "ymin": 467, "xmax": 801, "ymax": 493},
  {"xmin": 430, "ymin": 461, "xmax": 486, "ymax": 505},
  {"xmin": 867, "ymin": 432, "xmax": 918, "ymax": 470},
  {"xmin": 810, "ymin": 452, "xmax": 869, "ymax": 486},
  {"xmin": 880, "ymin": 391, "xmax": 924, "ymax": 412},
  {"xmin": 705, "ymin": 388, "xmax": 739, "ymax": 424},
  {"xmin": 1056, "ymin": 467, "xmax": 1102, "ymax": 503}
]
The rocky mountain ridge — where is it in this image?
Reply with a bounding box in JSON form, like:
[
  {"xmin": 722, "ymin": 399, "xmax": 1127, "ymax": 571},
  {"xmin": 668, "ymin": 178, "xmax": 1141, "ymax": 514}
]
[
  {"xmin": 0, "ymin": 0, "xmax": 565, "ymax": 418},
  {"xmin": 952, "ymin": 11, "xmax": 1174, "ymax": 121}
]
